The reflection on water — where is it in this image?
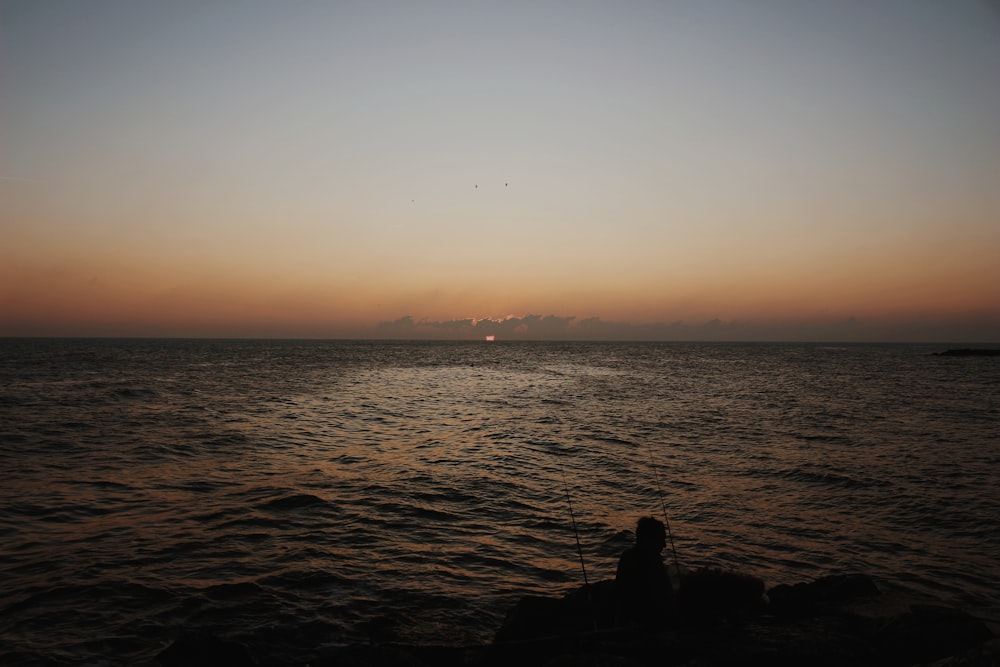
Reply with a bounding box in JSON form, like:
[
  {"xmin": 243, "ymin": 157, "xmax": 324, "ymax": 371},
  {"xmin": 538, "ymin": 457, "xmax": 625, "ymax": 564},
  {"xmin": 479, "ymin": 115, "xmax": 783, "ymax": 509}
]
[{"xmin": 1, "ymin": 339, "xmax": 998, "ymax": 664}]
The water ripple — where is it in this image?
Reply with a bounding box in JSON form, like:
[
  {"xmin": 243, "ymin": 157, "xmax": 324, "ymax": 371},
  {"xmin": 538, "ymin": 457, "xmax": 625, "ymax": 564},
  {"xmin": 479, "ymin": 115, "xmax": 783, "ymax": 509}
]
[{"xmin": 1, "ymin": 339, "xmax": 998, "ymax": 665}]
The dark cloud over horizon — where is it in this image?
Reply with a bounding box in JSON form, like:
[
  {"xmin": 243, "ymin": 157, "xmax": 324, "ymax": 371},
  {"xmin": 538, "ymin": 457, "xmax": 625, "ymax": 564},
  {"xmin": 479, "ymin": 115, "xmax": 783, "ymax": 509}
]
[{"xmin": 374, "ymin": 313, "xmax": 999, "ymax": 343}]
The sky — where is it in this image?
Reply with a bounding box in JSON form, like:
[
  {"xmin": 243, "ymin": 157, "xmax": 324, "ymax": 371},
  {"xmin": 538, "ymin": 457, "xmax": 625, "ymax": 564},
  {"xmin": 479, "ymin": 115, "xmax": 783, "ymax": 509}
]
[{"xmin": 2, "ymin": 1, "xmax": 999, "ymax": 342}]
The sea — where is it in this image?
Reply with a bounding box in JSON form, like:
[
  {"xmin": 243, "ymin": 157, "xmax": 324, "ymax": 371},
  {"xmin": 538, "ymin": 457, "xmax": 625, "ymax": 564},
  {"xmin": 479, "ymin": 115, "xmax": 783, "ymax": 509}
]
[{"xmin": 1, "ymin": 339, "xmax": 998, "ymax": 665}]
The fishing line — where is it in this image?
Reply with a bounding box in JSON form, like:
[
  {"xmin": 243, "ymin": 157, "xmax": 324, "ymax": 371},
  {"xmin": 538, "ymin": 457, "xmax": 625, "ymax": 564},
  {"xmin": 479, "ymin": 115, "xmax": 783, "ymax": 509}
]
[
  {"xmin": 647, "ymin": 442, "xmax": 682, "ymax": 576},
  {"xmin": 523, "ymin": 445, "xmax": 592, "ymax": 587},
  {"xmin": 561, "ymin": 469, "xmax": 590, "ymax": 588}
]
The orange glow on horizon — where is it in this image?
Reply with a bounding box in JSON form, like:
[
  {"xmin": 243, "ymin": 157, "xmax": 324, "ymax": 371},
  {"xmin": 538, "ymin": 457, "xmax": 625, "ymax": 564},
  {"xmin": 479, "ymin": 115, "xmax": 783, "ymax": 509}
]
[
  {"xmin": 3, "ymin": 240, "xmax": 997, "ymax": 341},
  {"xmin": 4, "ymin": 3, "xmax": 999, "ymax": 342}
]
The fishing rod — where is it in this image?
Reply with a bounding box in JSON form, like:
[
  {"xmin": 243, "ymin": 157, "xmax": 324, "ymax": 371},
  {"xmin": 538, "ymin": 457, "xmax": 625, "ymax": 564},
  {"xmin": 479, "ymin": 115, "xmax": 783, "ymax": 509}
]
[
  {"xmin": 647, "ymin": 443, "xmax": 682, "ymax": 577},
  {"xmin": 561, "ymin": 467, "xmax": 600, "ymax": 633},
  {"xmin": 561, "ymin": 469, "xmax": 590, "ymax": 588}
]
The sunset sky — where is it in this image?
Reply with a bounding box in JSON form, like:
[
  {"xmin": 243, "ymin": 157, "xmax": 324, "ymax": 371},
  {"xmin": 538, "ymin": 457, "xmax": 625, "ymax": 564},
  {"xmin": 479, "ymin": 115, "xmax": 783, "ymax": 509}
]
[{"xmin": 2, "ymin": 1, "xmax": 999, "ymax": 341}]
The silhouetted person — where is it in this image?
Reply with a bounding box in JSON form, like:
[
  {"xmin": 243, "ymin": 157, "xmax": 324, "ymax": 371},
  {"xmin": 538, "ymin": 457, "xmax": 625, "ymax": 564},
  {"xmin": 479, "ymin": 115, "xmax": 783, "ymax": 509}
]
[{"xmin": 615, "ymin": 516, "xmax": 675, "ymax": 627}]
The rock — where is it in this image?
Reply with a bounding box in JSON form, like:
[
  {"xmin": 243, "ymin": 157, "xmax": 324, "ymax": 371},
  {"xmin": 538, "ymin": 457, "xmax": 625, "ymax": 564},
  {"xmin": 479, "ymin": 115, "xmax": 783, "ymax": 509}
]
[
  {"xmin": 921, "ymin": 637, "xmax": 1000, "ymax": 666},
  {"xmin": 487, "ymin": 573, "xmax": 995, "ymax": 667},
  {"xmin": 156, "ymin": 630, "xmax": 256, "ymax": 666},
  {"xmin": 676, "ymin": 567, "xmax": 767, "ymax": 626},
  {"xmin": 301, "ymin": 573, "xmax": 993, "ymax": 667},
  {"xmin": 312, "ymin": 644, "xmax": 429, "ymax": 667},
  {"xmin": 874, "ymin": 604, "xmax": 994, "ymax": 666},
  {"xmin": 493, "ymin": 580, "xmax": 618, "ymax": 644},
  {"xmin": 541, "ymin": 652, "xmax": 645, "ymax": 666},
  {"xmin": 493, "ymin": 595, "xmax": 568, "ymax": 643},
  {"xmin": 768, "ymin": 573, "xmax": 880, "ymax": 617},
  {"xmin": 679, "ymin": 616, "xmax": 877, "ymax": 667}
]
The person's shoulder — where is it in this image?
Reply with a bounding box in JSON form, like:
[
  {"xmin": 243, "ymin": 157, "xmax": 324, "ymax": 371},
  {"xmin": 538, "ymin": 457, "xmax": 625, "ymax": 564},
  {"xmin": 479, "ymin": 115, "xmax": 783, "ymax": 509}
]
[
  {"xmin": 618, "ymin": 546, "xmax": 638, "ymax": 561},
  {"xmin": 617, "ymin": 547, "xmax": 641, "ymax": 572}
]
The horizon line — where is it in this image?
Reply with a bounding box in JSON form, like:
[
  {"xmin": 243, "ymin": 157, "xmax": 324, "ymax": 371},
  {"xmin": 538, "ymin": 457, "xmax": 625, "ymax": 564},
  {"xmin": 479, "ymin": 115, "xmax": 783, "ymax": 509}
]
[{"xmin": 2, "ymin": 335, "xmax": 997, "ymax": 346}]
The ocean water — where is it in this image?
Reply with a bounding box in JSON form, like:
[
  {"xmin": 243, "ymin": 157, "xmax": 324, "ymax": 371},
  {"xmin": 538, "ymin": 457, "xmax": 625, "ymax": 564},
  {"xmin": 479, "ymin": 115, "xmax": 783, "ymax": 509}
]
[{"xmin": 1, "ymin": 339, "xmax": 998, "ymax": 665}]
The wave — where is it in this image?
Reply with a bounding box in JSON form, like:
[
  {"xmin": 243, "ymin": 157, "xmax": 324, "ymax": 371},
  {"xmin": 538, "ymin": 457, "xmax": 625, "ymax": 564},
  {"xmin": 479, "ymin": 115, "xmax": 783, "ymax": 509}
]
[{"xmin": 1, "ymin": 339, "xmax": 997, "ymax": 664}]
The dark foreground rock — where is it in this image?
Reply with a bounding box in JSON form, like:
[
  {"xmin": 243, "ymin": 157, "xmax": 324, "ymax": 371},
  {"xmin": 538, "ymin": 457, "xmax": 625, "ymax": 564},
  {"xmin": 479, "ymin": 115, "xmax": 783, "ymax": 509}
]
[
  {"xmin": 157, "ymin": 573, "xmax": 996, "ymax": 667},
  {"xmin": 482, "ymin": 572, "xmax": 994, "ymax": 667},
  {"xmin": 157, "ymin": 630, "xmax": 257, "ymax": 666}
]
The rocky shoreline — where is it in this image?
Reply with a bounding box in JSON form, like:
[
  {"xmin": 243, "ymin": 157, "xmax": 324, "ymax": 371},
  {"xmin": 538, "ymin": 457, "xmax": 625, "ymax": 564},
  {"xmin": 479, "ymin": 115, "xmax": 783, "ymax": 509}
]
[{"xmin": 157, "ymin": 573, "xmax": 998, "ymax": 667}]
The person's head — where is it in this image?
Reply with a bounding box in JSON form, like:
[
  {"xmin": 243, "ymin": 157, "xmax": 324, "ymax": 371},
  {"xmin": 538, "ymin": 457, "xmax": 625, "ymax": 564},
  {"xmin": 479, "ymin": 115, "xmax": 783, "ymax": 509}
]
[{"xmin": 635, "ymin": 516, "xmax": 667, "ymax": 553}]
